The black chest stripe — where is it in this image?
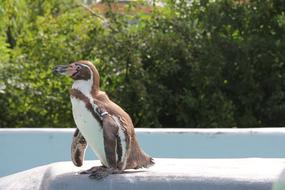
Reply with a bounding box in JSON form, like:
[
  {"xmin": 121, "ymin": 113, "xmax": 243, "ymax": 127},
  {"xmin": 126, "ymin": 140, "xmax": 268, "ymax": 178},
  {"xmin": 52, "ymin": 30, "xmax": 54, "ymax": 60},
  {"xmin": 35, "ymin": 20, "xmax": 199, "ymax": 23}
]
[
  {"xmin": 116, "ymin": 135, "xmax": 123, "ymax": 163},
  {"xmin": 70, "ymin": 89, "xmax": 103, "ymax": 126}
]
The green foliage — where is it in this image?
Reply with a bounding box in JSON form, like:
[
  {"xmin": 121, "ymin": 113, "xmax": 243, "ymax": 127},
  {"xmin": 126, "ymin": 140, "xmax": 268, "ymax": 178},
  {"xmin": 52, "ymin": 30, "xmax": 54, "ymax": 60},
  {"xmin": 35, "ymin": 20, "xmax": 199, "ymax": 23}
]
[
  {"xmin": 0, "ymin": 0, "xmax": 285, "ymax": 128},
  {"xmin": 0, "ymin": 0, "xmax": 99, "ymax": 128}
]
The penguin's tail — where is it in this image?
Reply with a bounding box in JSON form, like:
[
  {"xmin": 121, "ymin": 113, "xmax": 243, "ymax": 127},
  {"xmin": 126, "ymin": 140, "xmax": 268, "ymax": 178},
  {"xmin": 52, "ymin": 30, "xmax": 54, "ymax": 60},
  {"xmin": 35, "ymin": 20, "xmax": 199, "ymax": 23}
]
[
  {"xmin": 136, "ymin": 151, "xmax": 155, "ymax": 169},
  {"xmin": 126, "ymin": 138, "xmax": 155, "ymax": 169}
]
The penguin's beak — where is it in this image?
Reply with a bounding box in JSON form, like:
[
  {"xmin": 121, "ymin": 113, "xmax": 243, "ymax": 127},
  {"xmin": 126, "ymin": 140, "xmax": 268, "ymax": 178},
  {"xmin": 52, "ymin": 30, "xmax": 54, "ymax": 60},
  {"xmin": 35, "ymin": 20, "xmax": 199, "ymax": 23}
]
[
  {"xmin": 53, "ymin": 65, "xmax": 69, "ymax": 75},
  {"xmin": 53, "ymin": 64, "xmax": 78, "ymax": 77}
]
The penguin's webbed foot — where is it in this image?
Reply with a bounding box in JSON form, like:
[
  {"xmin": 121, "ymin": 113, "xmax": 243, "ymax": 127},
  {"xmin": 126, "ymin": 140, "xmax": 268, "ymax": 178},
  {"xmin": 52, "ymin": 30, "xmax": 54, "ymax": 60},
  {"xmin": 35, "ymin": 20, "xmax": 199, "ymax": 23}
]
[
  {"xmin": 89, "ymin": 168, "xmax": 122, "ymax": 180},
  {"xmin": 79, "ymin": 165, "xmax": 106, "ymax": 174}
]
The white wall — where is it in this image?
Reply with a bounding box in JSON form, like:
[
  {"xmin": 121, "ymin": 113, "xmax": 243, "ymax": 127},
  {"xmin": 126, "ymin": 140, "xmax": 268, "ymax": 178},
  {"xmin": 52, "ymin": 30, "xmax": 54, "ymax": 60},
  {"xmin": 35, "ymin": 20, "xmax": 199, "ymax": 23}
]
[{"xmin": 1, "ymin": 128, "xmax": 285, "ymax": 177}]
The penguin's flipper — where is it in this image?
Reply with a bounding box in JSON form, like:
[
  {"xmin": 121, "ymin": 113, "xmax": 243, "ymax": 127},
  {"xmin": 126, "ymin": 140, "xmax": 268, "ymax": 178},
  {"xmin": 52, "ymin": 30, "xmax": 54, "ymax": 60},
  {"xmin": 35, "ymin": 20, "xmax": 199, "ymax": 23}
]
[
  {"xmin": 102, "ymin": 115, "xmax": 119, "ymax": 169},
  {"xmin": 71, "ymin": 128, "xmax": 87, "ymax": 167}
]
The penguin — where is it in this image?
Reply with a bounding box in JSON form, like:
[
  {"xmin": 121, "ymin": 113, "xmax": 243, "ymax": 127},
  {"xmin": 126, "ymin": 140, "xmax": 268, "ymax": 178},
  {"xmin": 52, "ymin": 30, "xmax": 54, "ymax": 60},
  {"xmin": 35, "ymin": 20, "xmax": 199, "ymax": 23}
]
[{"xmin": 53, "ymin": 60, "xmax": 154, "ymax": 179}]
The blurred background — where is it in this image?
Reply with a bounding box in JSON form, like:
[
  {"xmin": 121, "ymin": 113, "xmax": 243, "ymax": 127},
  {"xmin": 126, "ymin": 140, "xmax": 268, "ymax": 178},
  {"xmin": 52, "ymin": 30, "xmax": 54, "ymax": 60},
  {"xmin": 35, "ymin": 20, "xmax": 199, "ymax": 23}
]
[{"xmin": 0, "ymin": 0, "xmax": 285, "ymax": 129}]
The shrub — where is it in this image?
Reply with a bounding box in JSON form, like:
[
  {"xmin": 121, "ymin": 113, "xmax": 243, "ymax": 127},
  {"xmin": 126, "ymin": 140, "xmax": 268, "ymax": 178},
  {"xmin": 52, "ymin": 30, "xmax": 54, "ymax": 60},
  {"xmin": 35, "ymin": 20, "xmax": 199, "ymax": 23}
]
[{"xmin": 0, "ymin": 0, "xmax": 285, "ymax": 128}]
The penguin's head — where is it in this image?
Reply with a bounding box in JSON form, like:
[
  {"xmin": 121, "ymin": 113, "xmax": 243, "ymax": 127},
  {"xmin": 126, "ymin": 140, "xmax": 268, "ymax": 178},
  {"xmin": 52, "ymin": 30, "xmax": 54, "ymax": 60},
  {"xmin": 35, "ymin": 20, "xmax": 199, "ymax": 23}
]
[
  {"xmin": 53, "ymin": 60, "xmax": 101, "ymax": 94},
  {"xmin": 53, "ymin": 60, "xmax": 99, "ymax": 81}
]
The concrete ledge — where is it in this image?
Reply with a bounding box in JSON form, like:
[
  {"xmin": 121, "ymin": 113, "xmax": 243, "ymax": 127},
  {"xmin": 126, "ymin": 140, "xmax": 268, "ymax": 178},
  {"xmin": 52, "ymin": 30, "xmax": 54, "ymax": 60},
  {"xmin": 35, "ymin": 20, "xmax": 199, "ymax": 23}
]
[{"xmin": 1, "ymin": 158, "xmax": 284, "ymax": 190}]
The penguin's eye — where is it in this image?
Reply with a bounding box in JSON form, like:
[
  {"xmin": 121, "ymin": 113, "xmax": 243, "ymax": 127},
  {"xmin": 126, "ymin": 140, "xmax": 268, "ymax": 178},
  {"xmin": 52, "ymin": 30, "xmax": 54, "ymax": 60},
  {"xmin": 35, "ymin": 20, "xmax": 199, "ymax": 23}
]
[{"xmin": 76, "ymin": 65, "xmax": 81, "ymax": 71}]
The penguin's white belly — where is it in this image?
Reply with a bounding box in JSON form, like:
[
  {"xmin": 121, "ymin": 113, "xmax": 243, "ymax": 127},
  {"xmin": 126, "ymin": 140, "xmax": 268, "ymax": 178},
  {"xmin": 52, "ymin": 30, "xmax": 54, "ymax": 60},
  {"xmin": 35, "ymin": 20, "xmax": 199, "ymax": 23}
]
[{"xmin": 71, "ymin": 97, "xmax": 109, "ymax": 167}]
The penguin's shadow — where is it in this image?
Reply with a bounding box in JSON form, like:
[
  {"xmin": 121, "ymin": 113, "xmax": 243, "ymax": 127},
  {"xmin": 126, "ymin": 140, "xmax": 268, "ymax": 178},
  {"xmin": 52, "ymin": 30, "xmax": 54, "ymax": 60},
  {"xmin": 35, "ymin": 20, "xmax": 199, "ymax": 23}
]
[
  {"xmin": 72, "ymin": 169, "xmax": 148, "ymax": 177},
  {"xmin": 75, "ymin": 169, "xmax": 148, "ymax": 175},
  {"xmin": 122, "ymin": 170, "xmax": 148, "ymax": 174}
]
